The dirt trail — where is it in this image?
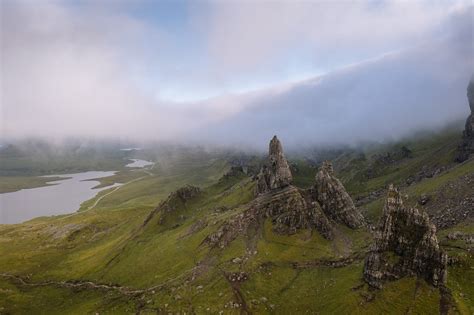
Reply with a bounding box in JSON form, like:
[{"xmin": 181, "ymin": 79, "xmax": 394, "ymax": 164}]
[
  {"xmin": 86, "ymin": 163, "xmax": 156, "ymax": 211},
  {"xmin": 56, "ymin": 164, "xmax": 156, "ymax": 222},
  {"xmin": 0, "ymin": 273, "xmax": 144, "ymax": 296}
]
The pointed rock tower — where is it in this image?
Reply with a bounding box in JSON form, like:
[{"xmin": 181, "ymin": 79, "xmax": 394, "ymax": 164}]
[
  {"xmin": 364, "ymin": 185, "xmax": 447, "ymax": 289},
  {"xmin": 256, "ymin": 135, "xmax": 293, "ymax": 194},
  {"xmin": 204, "ymin": 136, "xmax": 367, "ymax": 248},
  {"xmin": 312, "ymin": 161, "xmax": 365, "ymax": 228},
  {"xmin": 455, "ymin": 76, "xmax": 474, "ymax": 162}
]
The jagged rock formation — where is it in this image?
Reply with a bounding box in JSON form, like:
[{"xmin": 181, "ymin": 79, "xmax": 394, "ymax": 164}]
[
  {"xmin": 312, "ymin": 161, "xmax": 365, "ymax": 228},
  {"xmin": 364, "ymin": 185, "xmax": 447, "ymax": 289},
  {"xmin": 143, "ymin": 185, "xmax": 201, "ymax": 227},
  {"xmin": 205, "ymin": 186, "xmax": 333, "ymax": 248},
  {"xmin": 455, "ymin": 77, "xmax": 474, "ymax": 162},
  {"xmin": 205, "ymin": 136, "xmax": 366, "ymax": 248},
  {"xmin": 256, "ymin": 136, "xmax": 293, "ymax": 194}
]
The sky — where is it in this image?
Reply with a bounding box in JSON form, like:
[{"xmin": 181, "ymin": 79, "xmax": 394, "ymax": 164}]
[{"xmin": 1, "ymin": 0, "xmax": 473, "ymax": 148}]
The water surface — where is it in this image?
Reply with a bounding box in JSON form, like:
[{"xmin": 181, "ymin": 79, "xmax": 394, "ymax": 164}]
[
  {"xmin": 0, "ymin": 171, "xmax": 116, "ymax": 224},
  {"xmin": 126, "ymin": 159, "xmax": 154, "ymax": 168}
]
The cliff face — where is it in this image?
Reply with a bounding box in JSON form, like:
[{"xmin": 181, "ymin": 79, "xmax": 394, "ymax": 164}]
[
  {"xmin": 455, "ymin": 78, "xmax": 474, "ymax": 162},
  {"xmin": 312, "ymin": 161, "xmax": 365, "ymax": 228},
  {"xmin": 364, "ymin": 185, "xmax": 447, "ymax": 289},
  {"xmin": 256, "ymin": 136, "xmax": 293, "ymax": 194}
]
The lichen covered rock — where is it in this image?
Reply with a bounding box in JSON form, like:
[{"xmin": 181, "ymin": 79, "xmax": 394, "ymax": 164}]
[
  {"xmin": 364, "ymin": 185, "xmax": 447, "ymax": 289},
  {"xmin": 312, "ymin": 161, "xmax": 365, "ymax": 228}
]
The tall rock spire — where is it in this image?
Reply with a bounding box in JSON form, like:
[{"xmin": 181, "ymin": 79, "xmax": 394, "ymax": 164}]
[
  {"xmin": 364, "ymin": 185, "xmax": 447, "ymax": 289},
  {"xmin": 312, "ymin": 161, "xmax": 365, "ymax": 228},
  {"xmin": 256, "ymin": 136, "xmax": 293, "ymax": 194}
]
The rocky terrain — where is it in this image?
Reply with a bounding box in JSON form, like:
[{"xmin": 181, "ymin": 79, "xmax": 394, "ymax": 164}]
[
  {"xmin": 256, "ymin": 135, "xmax": 293, "ymax": 194},
  {"xmin": 206, "ymin": 136, "xmax": 366, "ymax": 248},
  {"xmin": 312, "ymin": 161, "xmax": 365, "ymax": 228},
  {"xmin": 364, "ymin": 185, "xmax": 447, "ymax": 289},
  {"xmin": 1, "ymin": 100, "xmax": 474, "ymax": 314}
]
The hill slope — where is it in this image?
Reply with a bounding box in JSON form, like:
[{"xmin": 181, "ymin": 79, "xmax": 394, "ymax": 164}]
[{"xmin": 0, "ymin": 130, "xmax": 473, "ymax": 314}]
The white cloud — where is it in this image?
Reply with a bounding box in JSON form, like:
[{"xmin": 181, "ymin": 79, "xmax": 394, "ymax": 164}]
[
  {"xmin": 191, "ymin": 6, "xmax": 474, "ymax": 149},
  {"xmin": 1, "ymin": 1, "xmax": 472, "ymax": 148},
  {"xmin": 204, "ymin": 0, "xmax": 470, "ymax": 77},
  {"xmin": 1, "ymin": 0, "xmax": 186, "ymax": 141}
]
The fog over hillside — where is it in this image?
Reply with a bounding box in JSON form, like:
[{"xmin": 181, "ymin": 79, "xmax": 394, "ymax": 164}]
[
  {"xmin": 195, "ymin": 16, "xmax": 474, "ymax": 149},
  {"xmin": 1, "ymin": 1, "xmax": 473, "ymax": 148}
]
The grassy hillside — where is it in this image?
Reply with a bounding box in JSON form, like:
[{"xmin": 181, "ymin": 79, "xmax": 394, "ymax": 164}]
[{"xmin": 0, "ymin": 129, "xmax": 473, "ymax": 314}]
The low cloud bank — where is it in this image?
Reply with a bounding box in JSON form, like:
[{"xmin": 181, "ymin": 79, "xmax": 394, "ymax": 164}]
[{"xmin": 1, "ymin": 2, "xmax": 473, "ymax": 149}]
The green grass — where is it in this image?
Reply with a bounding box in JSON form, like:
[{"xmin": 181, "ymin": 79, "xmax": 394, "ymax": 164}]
[
  {"xmin": 338, "ymin": 127, "xmax": 462, "ymax": 198},
  {"xmin": 291, "ymin": 159, "xmax": 317, "ymax": 189},
  {"xmin": 1, "ymin": 129, "xmax": 473, "ymax": 313},
  {"xmin": 0, "ymin": 175, "xmax": 69, "ymax": 193}
]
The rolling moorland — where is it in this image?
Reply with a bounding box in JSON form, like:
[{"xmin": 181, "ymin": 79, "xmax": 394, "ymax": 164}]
[
  {"xmin": 0, "ymin": 125, "xmax": 472, "ymax": 314},
  {"xmin": 0, "ymin": 82, "xmax": 473, "ymax": 314}
]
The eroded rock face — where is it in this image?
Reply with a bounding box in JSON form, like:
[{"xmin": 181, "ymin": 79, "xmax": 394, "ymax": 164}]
[
  {"xmin": 312, "ymin": 161, "xmax": 365, "ymax": 228},
  {"xmin": 204, "ymin": 186, "xmax": 333, "ymax": 248},
  {"xmin": 456, "ymin": 77, "xmax": 474, "ymax": 162},
  {"xmin": 363, "ymin": 185, "xmax": 447, "ymax": 289},
  {"xmin": 256, "ymin": 136, "xmax": 293, "ymax": 194},
  {"xmin": 205, "ymin": 137, "xmax": 364, "ymax": 249}
]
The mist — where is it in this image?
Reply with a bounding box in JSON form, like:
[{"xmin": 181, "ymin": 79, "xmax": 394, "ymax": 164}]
[{"xmin": 1, "ymin": 1, "xmax": 473, "ymax": 149}]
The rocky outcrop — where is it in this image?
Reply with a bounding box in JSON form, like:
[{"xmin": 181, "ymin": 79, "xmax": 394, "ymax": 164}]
[
  {"xmin": 455, "ymin": 77, "xmax": 474, "ymax": 162},
  {"xmin": 312, "ymin": 161, "xmax": 365, "ymax": 228},
  {"xmin": 364, "ymin": 185, "xmax": 447, "ymax": 289},
  {"xmin": 267, "ymin": 187, "xmax": 333, "ymax": 238},
  {"xmin": 256, "ymin": 136, "xmax": 293, "ymax": 194},
  {"xmin": 143, "ymin": 185, "xmax": 201, "ymax": 227},
  {"xmin": 205, "ymin": 137, "xmax": 368, "ymax": 248},
  {"xmin": 204, "ymin": 186, "xmax": 334, "ymax": 248}
]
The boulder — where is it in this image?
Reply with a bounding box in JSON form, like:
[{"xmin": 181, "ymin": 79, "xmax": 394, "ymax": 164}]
[{"xmin": 363, "ymin": 185, "xmax": 447, "ymax": 289}]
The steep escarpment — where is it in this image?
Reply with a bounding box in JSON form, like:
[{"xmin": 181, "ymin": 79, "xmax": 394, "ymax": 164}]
[
  {"xmin": 364, "ymin": 185, "xmax": 447, "ymax": 289},
  {"xmin": 455, "ymin": 77, "xmax": 474, "ymax": 162}
]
